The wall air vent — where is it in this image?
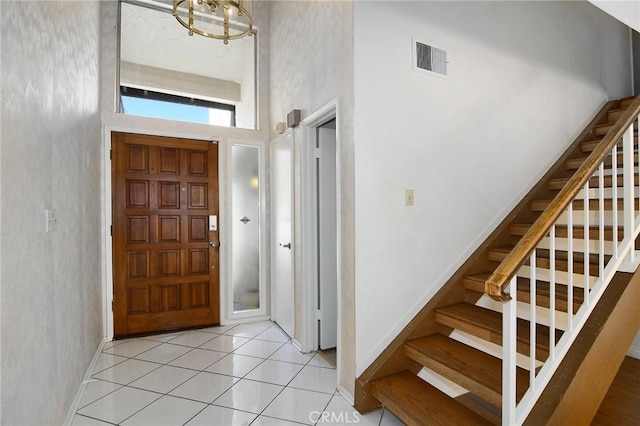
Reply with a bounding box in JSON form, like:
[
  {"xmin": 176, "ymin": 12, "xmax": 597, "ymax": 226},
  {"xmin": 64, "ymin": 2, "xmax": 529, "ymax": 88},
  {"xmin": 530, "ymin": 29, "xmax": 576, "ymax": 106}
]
[{"xmin": 413, "ymin": 39, "xmax": 448, "ymax": 78}]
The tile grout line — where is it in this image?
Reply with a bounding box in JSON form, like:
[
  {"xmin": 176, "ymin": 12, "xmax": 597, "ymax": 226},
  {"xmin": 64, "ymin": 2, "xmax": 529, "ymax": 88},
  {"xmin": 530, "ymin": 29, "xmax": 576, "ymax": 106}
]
[{"xmin": 75, "ymin": 322, "xmax": 339, "ymax": 425}]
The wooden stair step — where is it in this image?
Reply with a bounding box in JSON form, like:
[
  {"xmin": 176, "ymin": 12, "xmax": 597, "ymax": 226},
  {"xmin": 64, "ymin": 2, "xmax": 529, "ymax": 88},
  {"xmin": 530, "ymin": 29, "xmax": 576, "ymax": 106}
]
[
  {"xmin": 487, "ymin": 246, "xmax": 601, "ymax": 276},
  {"xmin": 594, "ymin": 123, "xmax": 638, "ymax": 137},
  {"xmin": 594, "ymin": 123, "xmax": 614, "ymax": 136},
  {"xmin": 565, "ymin": 152, "xmax": 638, "ymax": 170},
  {"xmin": 405, "ymin": 334, "xmax": 530, "ymax": 407},
  {"xmin": 548, "ymin": 174, "xmax": 639, "ymax": 190},
  {"xmin": 435, "ymin": 303, "xmax": 555, "ymax": 360},
  {"xmin": 370, "ymin": 371, "xmax": 493, "ymax": 426},
  {"xmin": 464, "ymin": 273, "xmax": 584, "ymax": 313},
  {"xmin": 607, "ymin": 108, "xmax": 626, "ymax": 122},
  {"xmin": 531, "ymin": 198, "xmax": 639, "ymax": 212},
  {"xmin": 620, "ymin": 95, "xmax": 638, "ymax": 108},
  {"xmin": 509, "ymin": 223, "xmax": 622, "ymax": 241},
  {"xmin": 514, "ymin": 279, "xmax": 583, "ymax": 314},
  {"xmin": 580, "ymin": 136, "xmax": 637, "ymax": 153}
]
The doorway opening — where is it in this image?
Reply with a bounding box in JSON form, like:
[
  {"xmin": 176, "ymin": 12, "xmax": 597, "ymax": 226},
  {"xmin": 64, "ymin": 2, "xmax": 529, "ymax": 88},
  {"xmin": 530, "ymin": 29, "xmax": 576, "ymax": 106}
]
[
  {"xmin": 300, "ymin": 99, "xmax": 341, "ymax": 380},
  {"xmin": 316, "ymin": 118, "xmax": 338, "ymax": 352}
]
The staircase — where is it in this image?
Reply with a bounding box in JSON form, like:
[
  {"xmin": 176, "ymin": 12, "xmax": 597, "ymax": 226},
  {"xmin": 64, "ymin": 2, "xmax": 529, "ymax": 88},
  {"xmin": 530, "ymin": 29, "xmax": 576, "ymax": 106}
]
[{"xmin": 355, "ymin": 96, "xmax": 640, "ymax": 425}]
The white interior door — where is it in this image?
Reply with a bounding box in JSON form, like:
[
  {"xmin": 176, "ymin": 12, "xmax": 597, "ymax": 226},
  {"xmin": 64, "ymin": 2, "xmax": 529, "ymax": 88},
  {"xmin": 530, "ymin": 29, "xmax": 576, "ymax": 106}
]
[
  {"xmin": 318, "ymin": 123, "xmax": 338, "ymax": 349},
  {"xmin": 271, "ymin": 132, "xmax": 294, "ymax": 338}
]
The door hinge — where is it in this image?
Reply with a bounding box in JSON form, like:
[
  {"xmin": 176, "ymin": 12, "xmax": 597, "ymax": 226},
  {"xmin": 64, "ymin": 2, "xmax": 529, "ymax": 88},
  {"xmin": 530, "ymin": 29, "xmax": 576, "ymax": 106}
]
[
  {"xmin": 314, "ymin": 148, "xmax": 321, "ymax": 159},
  {"xmin": 315, "ymin": 309, "xmax": 322, "ymax": 321},
  {"xmin": 110, "ymin": 225, "xmax": 113, "ymax": 236},
  {"xmin": 111, "ymin": 300, "xmax": 114, "ymax": 311},
  {"xmin": 110, "ymin": 149, "xmax": 113, "ymax": 160}
]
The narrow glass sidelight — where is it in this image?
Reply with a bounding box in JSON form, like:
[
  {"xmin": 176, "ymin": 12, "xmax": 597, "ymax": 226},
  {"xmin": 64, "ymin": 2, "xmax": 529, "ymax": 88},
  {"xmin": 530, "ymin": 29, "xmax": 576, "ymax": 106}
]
[{"xmin": 231, "ymin": 145, "xmax": 261, "ymax": 313}]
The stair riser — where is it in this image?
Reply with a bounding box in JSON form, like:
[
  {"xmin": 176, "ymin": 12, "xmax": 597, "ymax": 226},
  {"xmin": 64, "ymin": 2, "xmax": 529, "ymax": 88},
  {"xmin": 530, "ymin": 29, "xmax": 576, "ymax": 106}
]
[
  {"xmin": 565, "ymin": 154, "xmax": 638, "ymax": 170},
  {"xmin": 621, "ymin": 98, "xmax": 636, "ymax": 108},
  {"xmin": 435, "ymin": 312, "xmax": 550, "ymax": 361},
  {"xmin": 535, "ymin": 237, "xmax": 615, "ymax": 256},
  {"xmin": 448, "ymin": 330, "xmax": 543, "ymax": 372},
  {"xmin": 531, "ymin": 199, "xmax": 639, "ymax": 212},
  {"xmin": 554, "ymin": 210, "xmax": 626, "ymax": 227},
  {"xmin": 580, "ymin": 138, "xmax": 637, "ymax": 153},
  {"xmin": 594, "ymin": 126, "xmax": 638, "ymax": 136},
  {"xmin": 470, "ymin": 293, "xmax": 569, "ymax": 331},
  {"xmin": 516, "ymin": 265, "xmax": 597, "ymax": 288},
  {"xmin": 487, "ymin": 252, "xmax": 602, "ymax": 277},
  {"xmin": 608, "ymin": 109, "xmax": 625, "ymax": 121},
  {"xmin": 510, "ymin": 225, "xmax": 622, "ymax": 242},
  {"xmin": 463, "ymin": 280, "xmax": 582, "ymax": 314},
  {"xmin": 416, "ymin": 365, "xmax": 502, "ymax": 411}
]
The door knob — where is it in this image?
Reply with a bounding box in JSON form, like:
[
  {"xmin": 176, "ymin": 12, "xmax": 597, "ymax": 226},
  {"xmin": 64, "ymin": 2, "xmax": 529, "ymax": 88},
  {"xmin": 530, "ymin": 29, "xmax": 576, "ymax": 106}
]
[
  {"xmin": 279, "ymin": 242, "xmax": 291, "ymax": 249},
  {"xmin": 209, "ymin": 241, "xmax": 218, "ymax": 248}
]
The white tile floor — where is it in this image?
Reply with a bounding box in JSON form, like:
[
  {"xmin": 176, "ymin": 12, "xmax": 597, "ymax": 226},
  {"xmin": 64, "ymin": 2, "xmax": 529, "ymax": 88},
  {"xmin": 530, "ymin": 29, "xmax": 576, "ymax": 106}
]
[{"xmin": 72, "ymin": 321, "xmax": 403, "ymax": 426}]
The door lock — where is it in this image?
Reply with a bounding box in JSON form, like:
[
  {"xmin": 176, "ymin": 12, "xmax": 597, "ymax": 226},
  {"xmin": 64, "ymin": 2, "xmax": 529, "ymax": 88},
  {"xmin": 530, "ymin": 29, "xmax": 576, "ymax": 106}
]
[
  {"xmin": 279, "ymin": 242, "xmax": 292, "ymax": 249},
  {"xmin": 209, "ymin": 241, "xmax": 218, "ymax": 249}
]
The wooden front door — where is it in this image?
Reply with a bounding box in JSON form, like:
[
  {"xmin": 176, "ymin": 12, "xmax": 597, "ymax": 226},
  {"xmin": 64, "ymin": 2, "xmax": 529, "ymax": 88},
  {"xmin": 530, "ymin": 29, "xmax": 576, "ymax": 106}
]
[{"xmin": 112, "ymin": 132, "xmax": 219, "ymax": 337}]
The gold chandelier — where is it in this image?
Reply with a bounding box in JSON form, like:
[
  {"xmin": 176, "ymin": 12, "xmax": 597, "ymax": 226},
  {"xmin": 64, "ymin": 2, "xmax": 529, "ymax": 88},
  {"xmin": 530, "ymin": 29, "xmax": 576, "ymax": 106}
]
[{"xmin": 173, "ymin": 0, "xmax": 253, "ymax": 44}]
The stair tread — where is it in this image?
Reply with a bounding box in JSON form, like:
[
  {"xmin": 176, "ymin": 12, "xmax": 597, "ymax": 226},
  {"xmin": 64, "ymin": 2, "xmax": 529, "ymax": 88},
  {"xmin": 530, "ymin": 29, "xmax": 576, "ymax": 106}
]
[
  {"xmin": 435, "ymin": 303, "xmax": 556, "ymax": 360},
  {"xmin": 488, "ymin": 246, "xmax": 602, "ymax": 276},
  {"xmin": 594, "ymin": 123, "xmax": 638, "ymax": 136},
  {"xmin": 548, "ymin": 174, "xmax": 639, "ymax": 190},
  {"xmin": 620, "ymin": 95, "xmax": 638, "ymax": 108},
  {"xmin": 406, "ymin": 334, "xmax": 530, "ymax": 403},
  {"xmin": 565, "ymin": 152, "xmax": 638, "ymax": 170},
  {"xmin": 531, "ymin": 198, "xmax": 639, "ymax": 212},
  {"xmin": 464, "ymin": 272, "xmax": 585, "ymax": 312},
  {"xmin": 581, "ymin": 136, "xmax": 637, "ymax": 153},
  {"xmin": 509, "ymin": 223, "xmax": 622, "ymax": 240},
  {"xmin": 370, "ymin": 371, "xmax": 493, "ymax": 426}
]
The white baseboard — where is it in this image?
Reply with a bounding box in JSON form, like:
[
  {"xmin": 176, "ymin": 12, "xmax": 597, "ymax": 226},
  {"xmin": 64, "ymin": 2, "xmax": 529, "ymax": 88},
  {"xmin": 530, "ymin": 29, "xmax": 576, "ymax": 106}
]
[
  {"xmin": 292, "ymin": 338, "xmax": 308, "ymax": 353},
  {"xmin": 62, "ymin": 338, "xmax": 107, "ymax": 426},
  {"xmin": 338, "ymin": 385, "xmax": 354, "ymax": 406},
  {"xmin": 627, "ymin": 347, "xmax": 640, "ymax": 359}
]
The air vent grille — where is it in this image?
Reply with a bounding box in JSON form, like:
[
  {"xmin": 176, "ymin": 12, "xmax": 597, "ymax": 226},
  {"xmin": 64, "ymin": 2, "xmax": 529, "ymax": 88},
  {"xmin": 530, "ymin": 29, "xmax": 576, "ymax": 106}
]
[{"xmin": 414, "ymin": 40, "xmax": 448, "ymax": 77}]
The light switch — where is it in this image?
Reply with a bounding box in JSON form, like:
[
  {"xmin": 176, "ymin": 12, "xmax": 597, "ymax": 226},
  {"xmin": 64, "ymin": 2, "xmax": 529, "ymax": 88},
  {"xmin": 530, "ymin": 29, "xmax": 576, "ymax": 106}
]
[
  {"xmin": 405, "ymin": 189, "xmax": 414, "ymax": 206},
  {"xmin": 46, "ymin": 209, "xmax": 58, "ymax": 232},
  {"xmin": 209, "ymin": 215, "xmax": 218, "ymax": 231}
]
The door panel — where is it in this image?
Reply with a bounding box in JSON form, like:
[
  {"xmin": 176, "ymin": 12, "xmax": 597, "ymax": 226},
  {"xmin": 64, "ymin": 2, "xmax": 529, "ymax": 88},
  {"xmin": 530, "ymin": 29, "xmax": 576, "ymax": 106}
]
[
  {"xmin": 318, "ymin": 126, "xmax": 337, "ymax": 350},
  {"xmin": 271, "ymin": 133, "xmax": 294, "ymax": 338},
  {"xmin": 112, "ymin": 132, "xmax": 219, "ymax": 337}
]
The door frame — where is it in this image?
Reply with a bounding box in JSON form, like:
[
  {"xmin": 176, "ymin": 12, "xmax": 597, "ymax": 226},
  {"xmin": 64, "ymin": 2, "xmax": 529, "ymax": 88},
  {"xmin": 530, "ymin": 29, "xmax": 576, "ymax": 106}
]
[
  {"xmin": 102, "ymin": 125, "xmax": 230, "ymax": 341},
  {"xmin": 299, "ymin": 99, "xmax": 342, "ymax": 362}
]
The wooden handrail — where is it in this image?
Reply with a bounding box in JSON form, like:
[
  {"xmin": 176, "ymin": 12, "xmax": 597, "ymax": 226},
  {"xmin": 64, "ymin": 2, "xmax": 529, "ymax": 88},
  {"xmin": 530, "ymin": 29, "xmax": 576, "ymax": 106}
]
[{"xmin": 485, "ymin": 96, "xmax": 640, "ymax": 301}]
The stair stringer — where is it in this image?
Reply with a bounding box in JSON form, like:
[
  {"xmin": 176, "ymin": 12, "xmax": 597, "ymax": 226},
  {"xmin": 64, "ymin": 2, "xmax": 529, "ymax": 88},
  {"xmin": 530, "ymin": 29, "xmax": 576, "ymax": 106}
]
[
  {"xmin": 523, "ymin": 267, "xmax": 640, "ymax": 425},
  {"xmin": 354, "ymin": 100, "xmax": 617, "ymax": 414}
]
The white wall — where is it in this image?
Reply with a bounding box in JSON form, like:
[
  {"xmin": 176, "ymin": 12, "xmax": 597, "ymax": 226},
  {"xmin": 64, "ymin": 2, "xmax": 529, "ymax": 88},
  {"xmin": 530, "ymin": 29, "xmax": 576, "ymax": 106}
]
[
  {"xmin": 589, "ymin": 0, "xmax": 640, "ymax": 33},
  {"xmin": 269, "ymin": 0, "xmax": 356, "ymax": 396},
  {"xmin": 1, "ymin": 1, "xmax": 103, "ymax": 424},
  {"xmin": 353, "ymin": 1, "xmax": 632, "ymax": 375}
]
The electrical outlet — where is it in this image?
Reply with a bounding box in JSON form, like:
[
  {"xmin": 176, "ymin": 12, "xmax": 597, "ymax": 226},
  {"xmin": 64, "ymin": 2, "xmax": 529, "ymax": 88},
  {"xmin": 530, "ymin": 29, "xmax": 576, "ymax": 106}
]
[
  {"xmin": 46, "ymin": 209, "xmax": 58, "ymax": 232},
  {"xmin": 405, "ymin": 189, "xmax": 414, "ymax": 206}
]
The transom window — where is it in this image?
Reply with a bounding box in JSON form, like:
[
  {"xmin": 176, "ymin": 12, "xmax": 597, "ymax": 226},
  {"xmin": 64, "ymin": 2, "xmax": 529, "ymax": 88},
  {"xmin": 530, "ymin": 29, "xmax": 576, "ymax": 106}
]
[{"xmin": 118, "ymin": 1, "xmax": 257, "ymax": 129}]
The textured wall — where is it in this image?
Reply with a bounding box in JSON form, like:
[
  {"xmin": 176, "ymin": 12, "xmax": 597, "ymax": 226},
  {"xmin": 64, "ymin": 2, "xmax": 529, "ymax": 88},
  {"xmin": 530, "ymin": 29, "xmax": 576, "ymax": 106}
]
[
  {"xmin": 353, "ymin": 0, "xmax": 632, "ymax": 374},
  {"xmin": 269, "ymin": 1, "xmax": 356, "ymax": 396},
  {"xmin": 1, "ymin": 1, "xmax": 103, "ymax": 424}
]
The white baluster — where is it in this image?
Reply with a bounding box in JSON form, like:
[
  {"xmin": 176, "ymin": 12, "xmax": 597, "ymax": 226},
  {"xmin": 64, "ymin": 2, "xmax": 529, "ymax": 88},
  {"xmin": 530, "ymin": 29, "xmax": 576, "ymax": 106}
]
[
  {"xmin": 549, "ymin": 226, "xmax": 556, "ymax": 361},
  {"xmin": 503, "ymin": 276, "xmax": 517, "ymax": 426},
  {"xmin": 567, "ymin": 203, "xmax": 574, "ymax": 332},
  {"xmin": 612, "ymin": 144, "xmax": 618, "ymax": 258},
  {"xmin": 530, "ymin": 251, "xmax": 537, "ymax": 388},
  {"xmin": 583, "ymin": 181, "xmax": 590, "ymax": 306},
  {"xmin": 624, "ymin": 123, "xmax": 635, "ymax": 264}
]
